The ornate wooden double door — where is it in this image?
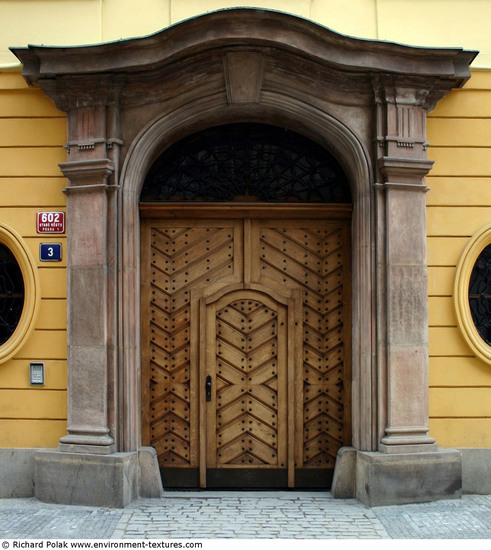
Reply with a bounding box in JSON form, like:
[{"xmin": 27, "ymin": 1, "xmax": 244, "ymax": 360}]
[{"xmin": 141, "ymin": 208, "xmax": 351, "ymax": 488}]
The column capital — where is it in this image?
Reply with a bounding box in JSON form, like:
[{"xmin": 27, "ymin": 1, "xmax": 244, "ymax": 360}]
[
  {"xmin": 378, "ymin": 157, "xmax": 434, "ymax": 186},
  {"xmin": 60, "ymin": 159, "xmax": 115, "ymax": 189},
  {"xmin": 373, "ymin": 78, "xmax": 433, "ymax": 162}
]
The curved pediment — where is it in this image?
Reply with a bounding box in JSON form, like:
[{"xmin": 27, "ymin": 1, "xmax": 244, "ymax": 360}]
[{"xmin": 12, "ymin": 8, "xmax": 476, "ymax": 99}]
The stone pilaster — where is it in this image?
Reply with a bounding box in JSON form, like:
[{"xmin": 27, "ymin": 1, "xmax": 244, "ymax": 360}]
[
  {"xmin": 57, "ymin": 98, "xmax": 122, "ymax": 455},
  {"xmin": 377, "ymin": 160, "xmax": 437, "ymax": 452},
  {"xmin": 374, "ymin": 79, "xmax": 437, "ymax": 453},
  {"xmin": 58, "ymin": 158, "xmax": 117, "ymax": 454}
]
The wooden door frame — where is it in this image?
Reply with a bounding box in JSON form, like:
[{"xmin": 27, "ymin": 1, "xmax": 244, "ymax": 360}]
[{"xmin": 140, "ymin": 203, "xmax": 352, "ymax": 221}]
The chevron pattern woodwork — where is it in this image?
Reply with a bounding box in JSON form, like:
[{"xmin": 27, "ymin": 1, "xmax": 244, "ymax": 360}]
[
  {"xmin": 143, "ymin": 217, "xmax": 349, "ymax": 482},
  {"xmin": 258, "ymin": 223, "xmax": 348, "ymax": 468},
  {"xmin": 215, "ymin": 298, "xmax": 283, "ymax": 466},
  {"xmin": 148, "ymin": 224, "xmax": 235, "ymax": 466}
]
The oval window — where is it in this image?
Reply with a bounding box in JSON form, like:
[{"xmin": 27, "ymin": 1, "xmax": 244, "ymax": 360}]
[
  {"xmin": 0, "ymin": 223, "xmax": 40, "ymax": 364},
  {"xmin": 468, "ymin": 244, "xmax": 491, "ymax": 346},
  {"xmin": 455, "ymin": 223, "xmax": 491, "ymax": 365},
  {"xmin": 0, "ymin": 243, "xmax": 25, "ymax": 345}
]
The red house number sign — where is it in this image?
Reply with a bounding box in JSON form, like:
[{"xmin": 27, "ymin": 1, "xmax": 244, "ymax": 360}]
[{"xmin": 37, "ymin": 211, "xmax": 65, "ymax": 234}]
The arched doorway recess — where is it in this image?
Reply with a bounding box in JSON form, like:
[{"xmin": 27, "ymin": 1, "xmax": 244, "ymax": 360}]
[
  {"xmin": 139, "ymin": 123, "xmax": 353, "ymax": 489},
  {"xmin": 12, "ymin": 9, "xmax": 477, "ymax": 506}
]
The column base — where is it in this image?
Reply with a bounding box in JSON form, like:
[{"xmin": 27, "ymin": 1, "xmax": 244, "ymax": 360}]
[
  {"xmin": 59, "ymin": 428, "xmax": 116, "ymax": 455},
  {"xmin": 332, "ymin": 446, "xmax": 462, "ymax": 506},
  {"xmin": 380, "ymin": 426, "xmax": 437, "ymax": 453},
  {"xmin": 379, "ymin": 442, "xmax": 438, "ymax": 454},
  {"xmin": 34, "ymin": 450, "xmax": 138, "ymax": 507},
  {"xmin": 58, "ymin": 442, "xmax": 117, "ymax": 455}
]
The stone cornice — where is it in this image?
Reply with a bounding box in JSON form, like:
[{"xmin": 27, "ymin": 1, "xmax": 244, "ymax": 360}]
[
  {"xmin": 12, "ymin": 9, "xmax": 477, "ymax": 81},
  {"xmin": 11, "ymin": 9, "xmax": 477, "ymax": 111}
]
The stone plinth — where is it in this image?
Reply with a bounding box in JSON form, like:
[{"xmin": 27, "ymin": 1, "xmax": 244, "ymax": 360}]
[
  {"xmin": 355, "ymin": 449, "xmax": 462, "ymax": 506},
  {"xmin": 331, "ymin": 446, "xmax": 357, "ymax": 498},
  {"xmin": 138, "ymin": 447, "xmax": 164, "ymax": 498},
  {"xmin": 460, "ymin": 448, "xmax": 491, "ymax": 494},
  {"xmin": 0, "ymin": 449, "xmax": 39, "ymax": 498},
  {"xmin": 34, "ymin": 450, "xmax": 138, "ymax": 508}
]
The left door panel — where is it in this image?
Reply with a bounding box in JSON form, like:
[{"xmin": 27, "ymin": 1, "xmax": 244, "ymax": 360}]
[{"xmin": 140, "ymin": 219, "xmax": 243, "ymax": 487}]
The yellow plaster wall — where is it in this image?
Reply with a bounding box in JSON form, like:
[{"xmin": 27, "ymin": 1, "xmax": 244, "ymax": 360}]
[
  {"xmin": 427, "ymin": 70, "xmax": 491, "ymax": 448},
  {"xmin": 1, "ymin": 0, "xmax": 490, "ymax": 68},
  {"xmin": 0, "ymin": 3, "xmax": 491, "ymax": 451},
  {"xmin": 0, "ymin": 73, "xmax": 67, "ymax": 447}
]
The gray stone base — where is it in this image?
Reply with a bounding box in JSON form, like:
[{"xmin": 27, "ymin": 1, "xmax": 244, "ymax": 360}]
[
  {"xmin": 0, "ymin": 448, "xmax": 45, "ymax": 498},
  {"xmin": 355, "ymin": 449, "xmax": 462, "ymax": 506},
  {"xmin": 460, "ymin": 448, "xmax": 491, "ymax": 494},
  {"xmin": 35, "ymin": 450, "xmax": 139, "ymax": 507},
  {"xmin": 332, "ymin": 446, "xmax": 464, "ymax": 505},
  {"xmin": 1, "ymin": 446, "xmax": 489, "ymax": 506},
  {"xmin": 331, "ymin": 446, "xmax": 356, "ymax": 498},
  {"xmin": 138, "ymin": 447, "xmax": 164, "ymax": 498},
  {"xmin": 0, "ymin": 447, "xmax": 163, "ymax": 506}
]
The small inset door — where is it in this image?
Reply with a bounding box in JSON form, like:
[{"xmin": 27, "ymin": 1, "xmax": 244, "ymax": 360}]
[
  {"xmin": 141, "ymin": 210, "xmax": 351, "ymax": 489},
  {"xmin": 201, "ymin": 288, "xmax": 296, "ymax": 487}
]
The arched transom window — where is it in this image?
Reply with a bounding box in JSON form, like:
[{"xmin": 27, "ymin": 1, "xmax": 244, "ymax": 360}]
[{"xmin": 141, "ymin": 124, "xmax": 351, "ymax": 203}]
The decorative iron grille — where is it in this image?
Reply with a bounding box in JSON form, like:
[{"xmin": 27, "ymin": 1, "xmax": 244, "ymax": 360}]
[
  {"xmin": 0, "ymin": 244, "xmax": 24, "ymax": 345},
  {"xmin": 469, "ymin": 244, "xmax": 491, "ymax": 345},
  {"xmin": 141, "ymin": 124, "xmax": 351, "ymax": 203}
]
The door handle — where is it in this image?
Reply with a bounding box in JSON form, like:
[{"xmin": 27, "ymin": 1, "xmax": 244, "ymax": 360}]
[{"xmin": 205, "ymin": 375, "xmax": 212, "ymax": 402}]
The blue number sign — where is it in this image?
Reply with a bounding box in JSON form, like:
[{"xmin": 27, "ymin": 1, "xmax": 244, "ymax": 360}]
[{"xmin": 40, "ymin": 243, "xmax": 62, "ymax": 262}]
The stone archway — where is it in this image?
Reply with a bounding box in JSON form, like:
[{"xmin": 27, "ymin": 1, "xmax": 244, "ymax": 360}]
[
  {"xmin": 138, "ymin": 122, "xmax": 354, "ymax": 488},
  {"xmin": 12, "ymin": 8, "xmax": 476, "ymax": 506},
  {"xmin": 119, "ymin": 95, "xmax": 373, "ymax": 461}
]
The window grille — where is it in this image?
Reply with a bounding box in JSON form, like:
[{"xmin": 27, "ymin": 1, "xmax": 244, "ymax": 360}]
[
  {"xmin": 469, "ymin": 244, "xmax": 491, "ymax": 345},
  {"xmin": 0, "ymin": 244, "xmax": 24, "ymax": 345},
  {"xmin": 141, "ymin": 124, "xmax": 351, "ymax": 203}
]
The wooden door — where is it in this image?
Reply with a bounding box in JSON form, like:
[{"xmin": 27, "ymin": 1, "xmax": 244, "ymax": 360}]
[
  {"xmin": 202, "ymin": 289, "xmax": 294, "ymax": 487},
  {"xmin": 141, "ymin": 208, "xmax": 351, "ymax": 489}
]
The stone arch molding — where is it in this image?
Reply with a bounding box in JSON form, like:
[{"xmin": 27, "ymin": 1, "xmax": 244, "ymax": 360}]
[
  {"xmin": 120, "ymin": 93, "xmax": 372, "ymax": 453},
  {"xmin": 12, "ymin": 9, "xmax": 477, "ymax": 506}
]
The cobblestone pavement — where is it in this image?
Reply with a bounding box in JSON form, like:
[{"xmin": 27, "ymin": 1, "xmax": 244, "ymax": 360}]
[{"xmin": 0, "ymin": 493, "xmax": 489, "ymax": 539}]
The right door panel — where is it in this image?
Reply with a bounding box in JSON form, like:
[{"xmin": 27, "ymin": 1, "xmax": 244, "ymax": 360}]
[{"xmin": 250, "ymin": 219, "xmax": 351, "ymax": 485}]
